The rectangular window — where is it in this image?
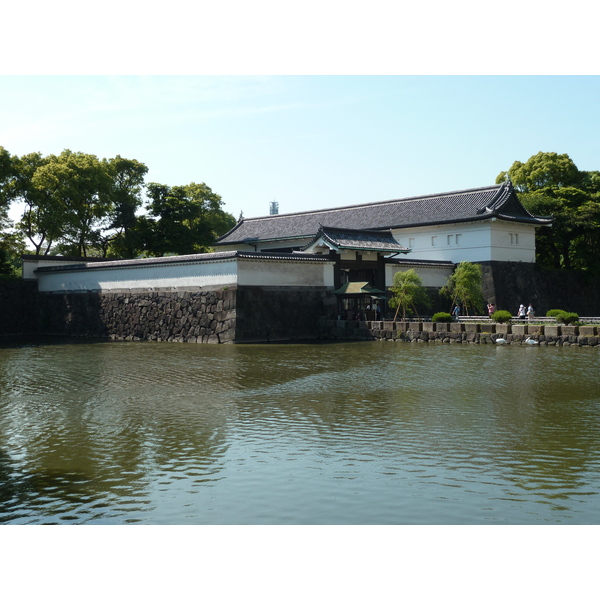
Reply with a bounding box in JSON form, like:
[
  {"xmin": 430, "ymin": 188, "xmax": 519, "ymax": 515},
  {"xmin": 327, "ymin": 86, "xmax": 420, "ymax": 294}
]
[
  {"xmin": 456, "ymin": 234, "xmax": 462, "ymax": 246},
  {"xmin": 509, "ymin": 233, "xmax": 519, "ymax": 245},
  {"xmin": 431, "ymin": 236, "xmax": 437, "ymax": 247},
  {"xmin": 408, "ymin": 237, "xmax": 414, "ymax": 248},
  {"xmin": 447, "ymin": 235, "xmax": 453, "ymax": 246}
]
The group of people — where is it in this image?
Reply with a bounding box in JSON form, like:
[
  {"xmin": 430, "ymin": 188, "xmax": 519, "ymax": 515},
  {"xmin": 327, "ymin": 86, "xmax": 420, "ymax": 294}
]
[
  {"xmin": 451, "ymin": 302, "xmax": 535, "ymax": 320},
  {"xmin": 517, "ymin": 303, "xmax": 535, "ymax": 320}
]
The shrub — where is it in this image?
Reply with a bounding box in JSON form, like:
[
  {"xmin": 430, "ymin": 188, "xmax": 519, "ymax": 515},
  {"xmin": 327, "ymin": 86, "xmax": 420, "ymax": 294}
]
[
  {"xmin": 557, "ymin": 311, "xmax": 579, "ymax": 325},
  {"xmin": 546, "ymin": 309, "xmax": 564, "ymax": 318},
  {"xmin": 491, "ymin": 310, "xmax": 512, "ymax": 323},
  {"xmin": 432, "ymin": 312, "xmax": 453, "ymax": 323}
]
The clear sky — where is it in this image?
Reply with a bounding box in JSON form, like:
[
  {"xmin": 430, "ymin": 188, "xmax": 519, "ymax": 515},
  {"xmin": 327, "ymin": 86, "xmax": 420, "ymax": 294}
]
[{"xmin": 3, "ymin": 75, "xmax": 599, "ymax": 223}]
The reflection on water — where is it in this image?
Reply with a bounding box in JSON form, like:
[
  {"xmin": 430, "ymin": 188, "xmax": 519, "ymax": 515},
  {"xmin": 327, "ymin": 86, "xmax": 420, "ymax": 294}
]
[{"xmin": 1, "ymin": 337, "xmax": 599, "ymax": 524}]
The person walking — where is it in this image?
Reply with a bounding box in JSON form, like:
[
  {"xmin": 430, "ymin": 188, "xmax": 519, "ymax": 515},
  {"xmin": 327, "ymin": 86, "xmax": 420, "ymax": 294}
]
[
  {"xmin": 453, "ymin": 304, "xmax": 460, "ymax": 321},
  {"xmin": 518, "ymin": 304, "xmax": 526, "ymax": 320},
  {"xmin": 527, "ymin": 303, "xmax": 535, "ymax": 321}
]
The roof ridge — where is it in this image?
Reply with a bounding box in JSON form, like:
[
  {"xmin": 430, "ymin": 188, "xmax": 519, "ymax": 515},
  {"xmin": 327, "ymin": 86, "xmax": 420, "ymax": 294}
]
[{"xmin": 239, "ymin": 184, "xmax": 504, "ymax": 222}]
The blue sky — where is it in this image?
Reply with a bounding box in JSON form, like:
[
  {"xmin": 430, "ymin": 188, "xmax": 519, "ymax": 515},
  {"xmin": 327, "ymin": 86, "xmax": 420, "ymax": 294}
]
[{"xmin": 3, "ymin": 75, "xmax": 599, "ymax": 223}]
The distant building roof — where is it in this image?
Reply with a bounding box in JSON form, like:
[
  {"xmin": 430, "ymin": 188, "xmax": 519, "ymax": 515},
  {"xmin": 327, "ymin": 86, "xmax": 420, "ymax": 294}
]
[
  {"xmin": 302, "ymin": 226, "xmax": 410, "ymax": 254},
  {"xmin": 215, "ymin": 182, "xmax": 553, "ymax": 247}
]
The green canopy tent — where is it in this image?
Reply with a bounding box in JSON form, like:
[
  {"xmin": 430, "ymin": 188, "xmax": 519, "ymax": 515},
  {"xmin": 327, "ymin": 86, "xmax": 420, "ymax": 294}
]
[{"xmin": 332, "ymin": 282, "xmax": 387, "ymax": 320}]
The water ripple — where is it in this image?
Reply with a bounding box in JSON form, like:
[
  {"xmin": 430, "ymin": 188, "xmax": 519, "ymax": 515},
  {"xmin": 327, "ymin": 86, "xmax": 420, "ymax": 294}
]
[{"xmin": 1, "ymin": 339, "xmax": 600, "ymax": 523}]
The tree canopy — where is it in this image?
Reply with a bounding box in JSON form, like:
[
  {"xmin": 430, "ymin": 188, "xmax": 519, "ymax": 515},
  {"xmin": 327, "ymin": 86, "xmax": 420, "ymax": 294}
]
[
  {"xmin": 441, "ymin": 262, "xmax": 484, "ymax": 315},
  {"xmin": 388, "ymin": 269, "xmax": 430, "ymax": 320},
  {"xmin": 139, "ymin": 182, "xmax": 236, "ymax": 257},
  {"xmin": 497, "ymin": 151, "xmax": 600, "ymax": 272},
  {"xmin": 0, "ymin": 146, "xmax": 236, "ymax": 263}
]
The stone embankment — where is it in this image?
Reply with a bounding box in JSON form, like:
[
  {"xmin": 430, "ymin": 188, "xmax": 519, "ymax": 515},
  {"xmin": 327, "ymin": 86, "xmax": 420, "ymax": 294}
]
[
  {"xmin": 319, "ymin": 319, "xmax": 600, "ymax": 347},
  {"xmin": 39, "ymin": 289, "xmax": 237, "ymax": 343}
]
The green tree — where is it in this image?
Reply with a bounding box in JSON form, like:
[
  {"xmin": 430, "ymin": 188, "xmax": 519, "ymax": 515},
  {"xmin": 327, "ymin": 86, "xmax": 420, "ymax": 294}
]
[
  {"xmin": 497, "ymin": 152, "xmax": 600, "ymax": 273},
  {"xmin": 141, "ymin": 182, "xmax": 236, "ymax": 256},
  {"xmin": 441, "ymin": 262, "xmax": 484, "ymax": 315},
  {"xmin": 0, "ymin": 146, "xmax": 15, "ymax": 218},
  {"xmin": 9, "ymin": 152, "xmax": 67, "ymax": 255},
  {"xmin": 0, "ymin": 227, "xmax": 27, "ymax": 277},
  {"xmin": 101, "ymin": 155, "xmax": 148, "ymax": 258},
  {"xmin": 31, "ymin": 150, "xmax": 114, "ymax": 257},
  {"xmin": 496, "ymin": 151, "xmax": 579, "ymax": 192},
  {"xmin": 388, "ymin": 269, "xmax": 431, "ymax": 321}
]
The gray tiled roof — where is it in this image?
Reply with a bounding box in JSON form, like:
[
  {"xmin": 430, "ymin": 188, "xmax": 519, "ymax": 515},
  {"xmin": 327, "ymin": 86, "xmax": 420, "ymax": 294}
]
[
  {"xmin": 215, "ymin": 182, "xmax": 553, "ymax": 247},
  {"xmin": 303, "ymin": 226, "xmax": 409, "ymax": 253}
]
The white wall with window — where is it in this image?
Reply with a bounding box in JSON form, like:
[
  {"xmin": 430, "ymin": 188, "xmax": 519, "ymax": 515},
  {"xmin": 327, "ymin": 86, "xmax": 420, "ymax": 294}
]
[{"xmin": 392, "ymin": 219, "xmax": 539, "ymax": 263}]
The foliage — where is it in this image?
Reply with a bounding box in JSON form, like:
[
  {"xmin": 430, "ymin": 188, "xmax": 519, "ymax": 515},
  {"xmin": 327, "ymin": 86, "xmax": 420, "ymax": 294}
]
[
  {"xmin": 440, "ymin": 262, "xmax": 484, "ymax": 315},
  {"xmin": 10, "ymin": 152, "xmax": 63, "ymax": 255},
  {"xmin": 546, "ymin": 309, "xmax": 564, "ymax": 318},
  {"xmin": 0, "ymin": 146, "xmax": 236, "ymax": 259},
  {"xmin": 140, "ymin": 182, "xmax": 236, "ymax": 257},
  {"xmin": 0, "ymin": 146, "xmax": 15, "ymax": 218},
  {"xmin": 553, "ymin": 310, "xmax": 579, "ymax": 324},
  {"xmin": 101, "ymin": 156, "xmax": 149, "ymax": 258},
  {"xmin": 388, "ymin": 269, "xmax": 431, "ymax": 321},
  {"xmin": 496, "ymin": 151, "xmax": 579, "ymax": 192},
  {"xmin": 432, "ymin": 312, "xmax": 452, "ymax": 323},
  {"xmin": 497, "ymin": 151, "xmax": 600, "ymax": 272},
  {"xmin": 491, "ymin": 310, "xmax": 512, "ymax": 323}
]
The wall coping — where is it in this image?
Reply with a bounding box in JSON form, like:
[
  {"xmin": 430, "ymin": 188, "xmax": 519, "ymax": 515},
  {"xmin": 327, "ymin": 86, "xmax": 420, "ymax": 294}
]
[{"xmin": 32, "ymin": 251, "xmax": 333, "ymax": 276}]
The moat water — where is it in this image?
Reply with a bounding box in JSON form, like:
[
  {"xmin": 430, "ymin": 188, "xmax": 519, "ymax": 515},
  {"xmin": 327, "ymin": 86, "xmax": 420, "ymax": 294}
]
[{"xmin": 1, "ymin": 337, "xmax": 599, "ymax": 524}]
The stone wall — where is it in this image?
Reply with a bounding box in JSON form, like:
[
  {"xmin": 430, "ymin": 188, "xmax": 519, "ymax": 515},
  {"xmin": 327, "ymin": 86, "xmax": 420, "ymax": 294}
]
[
  {"xmin": 0, "ymin": 279, "xmax": 38, "ymax": 336},
  {"xmin": 37, "ymin": 288, "xmax": 237, "ymax": 343},
  {"xmin": 2, "ymin": 269, "xmax": 599, "ymax": 344},
  {"xmin": 481, "ymin": 262, "xmax": 600, "ymax": 316},
  {"xmin": 318, "ymin": 319, "xmax": 600, "ymax": 347},
  {"xmin": 235, "ymin": 286, "xmax": 336, "ymax": 343},
  {"xmin": 1, "ymin": 282, "xmax": 335, "ymax": 343}
]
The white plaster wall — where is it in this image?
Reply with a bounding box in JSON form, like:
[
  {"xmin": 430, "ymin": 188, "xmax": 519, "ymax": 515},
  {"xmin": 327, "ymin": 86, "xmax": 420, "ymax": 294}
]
[
  {"xmin": 392, "ymin": 220, "xmax": 538, "ymax": 263},
  {"xmin": 237, "ymin": 259, "xmax": 334, "ymax": 287},
  {"xmin": 385, "ymin": 263, "xmax": 453, "ymax": 288},
  {"xmin": 220, "ymin": 239, "xmax": 310, "ymax": 252},
  {"xmin": 22, "ymin": 258, "xmax": 88, "ymax": 280},
  {"xmin": 393, "ymin": 223, "xmax": 491, "ymax": 262},
  {"xmin": 36, "ymin": 259, "xmax": 239, "ymax": 292},
  {"xmin": 358, "ymin": 251, "xmax": 379, "ymax": 262},
  {"xmin": 489, "ymin": 221, "xmax": 537, "ymax": 262}
]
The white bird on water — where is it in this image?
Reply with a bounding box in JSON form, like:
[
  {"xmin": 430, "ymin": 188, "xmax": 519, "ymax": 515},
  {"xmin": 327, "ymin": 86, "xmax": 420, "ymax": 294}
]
[
  {"xmin": 525, "ymin": 337, "xmax": 539, "ymax": 345},
  {"xmin": 495, "ymin": 337, "xmax": 507, "ymax": 344}
]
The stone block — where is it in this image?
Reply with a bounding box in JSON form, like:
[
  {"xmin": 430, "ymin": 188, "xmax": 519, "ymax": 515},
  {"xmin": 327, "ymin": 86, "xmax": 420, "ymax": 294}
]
[
  {"xmin": 464, "ymin": 323, "xmax": 480, "ymax": 333},
  {"xmin": 544, "ymin": 325, "xmax": 560, "ymax": 337},
  {"xmin": 450, "ymin": 323, "xmax": 464, "ymax": 333},
  {"xmin": 422, "ymin": 322, "xmax": 435, "ymax": 332},
  {"xmin": 495, "ymin": 324, "xmax": 511, "ymax": 335},
  {"xmin": 435, "ymin": 323, "xmax": 450, "ymax": 332},
  {"xmin": 579, "ymin": 326, "xmax": 597, "ymax": 336},
  {"xmin": 512, "ymin": 324, "xmax": 528, "ymax": 336},
  {"xmin": 561, "ymin": 326, "xmax": 578, "ymax": 336}
]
